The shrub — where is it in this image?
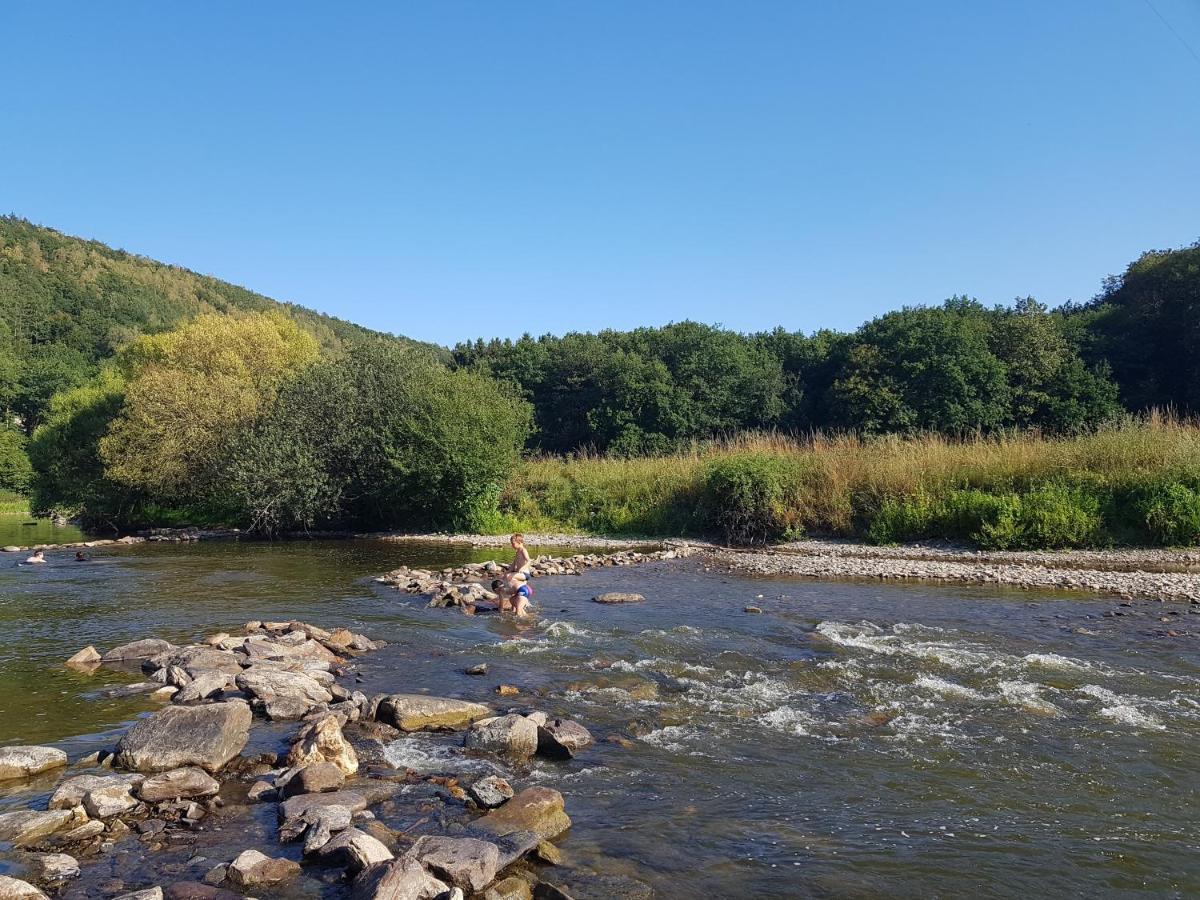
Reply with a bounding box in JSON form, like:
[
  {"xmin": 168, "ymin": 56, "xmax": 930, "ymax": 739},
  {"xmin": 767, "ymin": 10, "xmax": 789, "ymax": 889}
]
[
  {"xmin": 976, "ymin": 482, "xmax": 1102, "ymax": 549},
  {"xmin": 0, "ymin": 426, "xmax": 32, "ymax": 495},
  {"xmin": 703, "ymin": 454, "xmax": 803, "ymax": 545},
  {"xmin": 1136, "ymin": 480, "xmax": 1200, "ymax": 546}
]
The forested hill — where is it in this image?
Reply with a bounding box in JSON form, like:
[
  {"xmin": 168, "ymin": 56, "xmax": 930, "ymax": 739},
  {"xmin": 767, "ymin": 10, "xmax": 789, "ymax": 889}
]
[{"xmin": 0, "ymin": 216, "xmax": 440, "ymax": 432}]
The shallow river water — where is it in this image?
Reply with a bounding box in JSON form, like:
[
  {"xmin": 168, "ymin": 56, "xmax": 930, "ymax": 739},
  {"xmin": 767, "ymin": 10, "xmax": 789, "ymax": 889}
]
[{"xmin": 0, "ymin": 539, "xmax": 1197, "ymax": 898}]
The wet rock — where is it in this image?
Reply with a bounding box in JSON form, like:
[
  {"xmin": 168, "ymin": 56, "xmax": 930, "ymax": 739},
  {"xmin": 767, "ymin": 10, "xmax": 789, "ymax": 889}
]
[
  {"xmin": 246, "ymin": 780, "xmax": 275, "ymax": 802},
  {"xmin": 465, "ymin": 664, "xmax": 488, "ymax": 676},
  {"xmin": 311, "ymin": 826, "xmax": 394, "ymax": 874},
  {"xmin": 82, "ymin": 777, "xmax": 139, "ymax": 818},
  {"xmin": 0, "ymin": 808, "xmax": 83, "ymax": 845},
  {"xmin": 286, "ymin": 714, "xmax": 359, "ymax": 775},
  {"xmin": 744, "ymin": 606, "xmax": 763, "ymax": 614},
  {"xmin": 27, "ymin": 852, "xmax": 80, "ymax": 880},
  {"xmin": 405, "ymin": 835, "xmax": 500, "ymax": 893},
  {"xmin": 136, "ymin": 819, "xmax": 166, "ymax": 835},
  {"xmin": 485, "ymin": 876, "xmax": 533, "ymax": 900},
  {"xmin": 534, "ymin": 872, "xmax": 653, "ymax": 900},
  {"xmin": 172, "ymin": 672, "xmax": 230, "ymax": 703},
  {"xmin": 65, "ymin": 646, "xmax": 102, "ymax": 668},
  {"xmin": 533, "ymin": 840, "xmax": 561, "ymax": 864},
  {"xmin": 467, "ymin": 775, "xmax": 514, "ymax": 809},
  {"xmin": 376, "ymin": 695, "xmax": 491, "ymax": 732},
  {"xmin": 103, "ymin": 639, "xmax": 175, "ymax": 662},
  {"xmin": 114, "ymin": 700, "xmax": 252, "ymax": 773},
  {"xmin": 201, "ymin": 864, "xmax": 227, "ymax": 885},
  {"xmin": 0, "ymin": 746, "xmax": 68, "ymax": 781},
  {"xmin": 227, "ymin": 849, "xmax": 300, "ymax": 888},
  {"xmin": 495, "ymin": 684, "xmax": 520, "ymax": 697},
  {"xmin": 351, "ymin": 858, "xmax": 448, "ymax": 899},
  {"xmin": 279, "ymin": 761, "xmax": 345, "ymax": 798},
  {"xmin": 162, "ymin": 885, "xmax": 240, "ymax": 900},
  {"xmin": 113, "ymin": 890, "xmax": 163, "ymax": 900},
  {"xmin": 591, "ymin": 593, "xmax": 644, "ymax": 604},
  {"xmin": 58, "ymin": 819, "xmax": 105, "ymax": 843},
  {"xmin": 464, "ymin": 714, "xmax": 539, "ymax": 757},
  {"xmin": 0, "ymin": 877, "xmax": 49, "ymax": 899},
  {"xmin": 472, "ymin": 787, "xmax": 570, "ymax": 841},
  {"xmin": 48, "ymin": 773, "xmax": 139, "ymax": 810},
  {"xmin": 536, "ymin": 720, "xmax": 593, "ymax": 760},
  {"xmin": 137, "ymin": 767, "xmax": 220, "ymax": 802}
]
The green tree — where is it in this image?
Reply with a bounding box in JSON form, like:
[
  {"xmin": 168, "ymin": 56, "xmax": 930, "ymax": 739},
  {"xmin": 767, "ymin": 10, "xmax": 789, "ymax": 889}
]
[{"xmin": 0, "ymin": 426, "xmax": 33, "ymax": 494}]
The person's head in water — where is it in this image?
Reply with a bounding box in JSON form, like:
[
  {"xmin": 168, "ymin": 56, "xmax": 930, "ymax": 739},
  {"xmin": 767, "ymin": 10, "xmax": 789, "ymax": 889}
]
[
  {"xmin": 25, "ymin": 550, "xmax": 45, "ymax": 563},
  {"xmin": 75, "ymin": 551, "xmax": 88, "ymax": 561}
]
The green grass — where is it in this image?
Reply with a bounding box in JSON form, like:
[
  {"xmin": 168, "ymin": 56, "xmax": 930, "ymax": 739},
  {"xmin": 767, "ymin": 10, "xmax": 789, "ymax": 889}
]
[
  {"xmin": 0, "ymin": 493, "xmax": 30, "ymax": 516},
  {"xmin": 497, "ymin": 415, "xmax": 1200, "ymax": 548}
]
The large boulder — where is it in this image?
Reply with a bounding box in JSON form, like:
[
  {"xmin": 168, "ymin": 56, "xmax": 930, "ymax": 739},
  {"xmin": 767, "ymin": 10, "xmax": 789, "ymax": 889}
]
[
  {"xmin": 137, "ymin": 767, "xmax": 220, "ymax": 802},
  {"xmin": 49, "ymin": 774, "xmax": 140, "ymax": 818},
  {"xmin": 0, "ymin": 876, "xmax": 49, "ymax": 899},
  {"xmin": 405, "ymin": 835, "xmax": 500, "ymax": 893},
  {"xmin": 0, "ymin": 808, "xmax": 84, "ymax": 845},
  {"xmin": 236, "ymin": 668, "xmax": 333, "ymax": 720},
  {"xmin": 350, "ymin": 858, "xmax": 448, "ymax": 900},
  {"xmin": 114, "ymin": 701, "xmax": 252, "ymax": 773},
  {"xmin": 536, "ymin": 719, "xmax": 594, "ymax": 759},
  {"xmin": 103, "ymin": 639, "xmax": 175, "ymax": 662},
  {"xmin": 0, "ymin": 746, "xmax": 68, "ymax": 781},
  {"xmin": 472, "ymin": 787, "xmax": 571, "ymax": 841},
  {"xmin": 227, "ymin": 849, "xmax": 300, "ymax": 888},
  {"xmin": 286, "ymin": 715, "xmax": 358, "ymax": 775},
  {"xmin": 376, "ymin": 695, "xmax": 490, "ymax": 732},
  {"xmin": 464, "ymin": 715, "xmax": 539, "ymax": 757}
]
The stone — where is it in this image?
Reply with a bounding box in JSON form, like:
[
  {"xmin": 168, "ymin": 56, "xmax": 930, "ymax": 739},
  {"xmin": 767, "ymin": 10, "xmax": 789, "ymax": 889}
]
[
  {"xmin": 375, "ymin": 695, "xmax": 491, "ymax": 732},
  {"xmin": 202, "ymin": 864, "xmax": 228, "ymax": 886},
  {"xmin": 59, "ymin": 819, "xmax": 105, "ymax": 842},
  {"xmin": 65, "ymin": 646, "xmax": 102, "ymax": 667},
  {"xmin": 137, "ymin": 767, "xmax": 220, "ymax": 802},
  {"xmin": 467, "ymin": 774, "xmax": 514, "ymax": 808},
  {"xmin": 350, "ymin": 858, "xmax": 448, "ymax": 900},
  {"xmin": 102, "ymin": 639, "xmax": 174, "ymax": 662},
  {"xmin": 286, "ymin": 714, "xmax": 358, "ymax": 775},
  {"xmin": 495, "ymin": 684, "xmax": 520, "ymax": 697},
  {"xmin": 744, "ymin": 606, "xmax": 763, "ymax": 614},
  {"xmin": 591, "ymin": 592, "xmax": 644, "ymax": 604},
  {"xmin": 236, "ymin": 668, "xmax": 334, "ymax": 720},
  {"xmin": 0, "ymin": 877, "xmax": 48, "ymax": 900},
  {"xmin": 247, "ymin": 780, "xmax": 275, "ymax": 801},
  {"xmin": 465, "ymin": 664, "xmax": 488, "ymax": 676},
  {"xmin": 113, "ymin": 891, "xmax": 163, "ymax": 900},
  {"xmin": 279, "ymin": 790, "xmax": 368, "ymax": 822},
  {"xmin": 536, "ymin": 719, "xmax": 594, "ymax": 760},
  {"xmin": 405, "ymin": 835, "xmax": 500, "ymax": 893},
  {"xmin": 464, "ymin": 714, "xmax": 539, "ymax": 757},
  {"xmin": 48, "ymin": 773, "xmax": 137, "ymax": 810},
  {"xmin": 28, "ymin": 853, "xmax": 80, "ymax": 880},
  {"xmin": 534, "ymin": 873, "xmax": 653, "ymax": 900},
  {"xmin": 172, "ymin": 672, "xmax": 230, "ymax": 703},
  {"xmin": 82, "ymin": 777, "xmax": 139, "ymax": 818},
  {"xmin": 227, "ymin": 849, "xmax": 300, "ymax": 888},
  {"xmin": 146, "ymin": 647, "xmax": 241, "ymax": 677},
  {"xmin": 163, "ymin": 885, "xmax": 242, "ymax": 900},
  {"xmin": 0, "ymin": 808, "xmax": 82, "ymax": 845},
  {"xmin": 311, "ymin": 826, "xmax": 393, "ymax": 874},
  {"xmin": 114, "ymin": 700, "xmax": 252, "ymax": 773},
  {"xmin": 0, "ymin": 746, "xmax": 68, "ymax": 781},
  {"xmin": 280, "ymin": 761, "xmax": 346, "ymax": 797},
  {"xmin": 533, "ymin": 840, "xmax": 561, "ymax": 864},
  {"xmin": 473, "ymin": 787, "xmax": 571, "ymax": 841},
  {"xmin": 485, "ymin": 876, "xmax": 533, "ymax": 900}
]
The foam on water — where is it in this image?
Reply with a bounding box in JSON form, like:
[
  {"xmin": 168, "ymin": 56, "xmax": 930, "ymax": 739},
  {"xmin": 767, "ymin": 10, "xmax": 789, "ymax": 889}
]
[
  {"xmin": 996, "ymin": 680, "xmax": 1061, "ymax": 716},
  {"xmin": 1077, "ymin": 684, "xmax": 1166, "ymax": 731},
  {"xmin": 383, "ymin": 735, "xmax": 495, "ymax": 774},
  {"xmin": 913, "ymin": 674, "xmax": 985, "ymax": 700},
  {"xmin": 760, "ymin": 705, "xmax": 822, "ymax": 737}
]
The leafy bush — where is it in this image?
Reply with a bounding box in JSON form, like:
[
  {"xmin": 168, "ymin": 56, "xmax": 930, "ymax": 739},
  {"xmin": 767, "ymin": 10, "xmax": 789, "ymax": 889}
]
[
  {"xmin": 702, "ymin": 454, "xmax": 803, "ymax": 545},
  {"xmin": 976, "ymin": 482, "xmax": 1102, "ymax": 549},
  {"xmin": 0, "ymin": 426, "xmax": 33, "ymax": 494},
  {"xmin": 1136, "ymin": 480, "xmax": 1200, "ymax": 546}
]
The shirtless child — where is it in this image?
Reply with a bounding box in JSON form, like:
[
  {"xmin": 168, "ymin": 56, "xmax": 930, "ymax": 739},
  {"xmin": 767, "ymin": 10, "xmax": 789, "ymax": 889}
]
[{"xmin": 491, "ymin": 578, "xmax": 534, "ymax": 617}]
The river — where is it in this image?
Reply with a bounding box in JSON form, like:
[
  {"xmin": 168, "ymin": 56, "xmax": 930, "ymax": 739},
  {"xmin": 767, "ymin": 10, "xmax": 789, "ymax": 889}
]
[{"xmin": 0, "ymin": 537, "xmax": 1197, "ymax": 898}]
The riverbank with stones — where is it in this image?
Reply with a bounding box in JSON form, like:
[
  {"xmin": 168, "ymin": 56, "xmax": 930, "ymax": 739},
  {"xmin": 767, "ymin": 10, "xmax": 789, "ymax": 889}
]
[{"xmin": 0, "ymin": 619, "xmax": 627, "ymax": 900}]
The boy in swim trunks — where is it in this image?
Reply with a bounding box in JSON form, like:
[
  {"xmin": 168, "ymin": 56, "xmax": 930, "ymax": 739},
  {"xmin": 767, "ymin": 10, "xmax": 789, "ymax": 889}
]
[{"xmin": 491, "ymin": 578, "xmax": 534, "ymax": 617}]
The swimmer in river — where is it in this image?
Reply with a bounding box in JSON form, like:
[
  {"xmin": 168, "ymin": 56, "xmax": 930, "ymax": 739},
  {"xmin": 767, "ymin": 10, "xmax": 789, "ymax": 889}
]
[
  {"xmin": 24, "ymin": 550, "xmax": 46, "ymax": 564},
  {"xmin": 492, "ymin": 578, "xmax": 534, "ymax": 617},
  {"xmin": 75, "ymin": 551, "xmax": 89, "ymax": 562}
]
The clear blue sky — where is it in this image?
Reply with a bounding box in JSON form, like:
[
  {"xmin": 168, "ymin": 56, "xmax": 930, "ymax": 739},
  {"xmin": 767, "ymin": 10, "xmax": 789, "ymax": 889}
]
[{"xmin": 4, "ymin": 1, "xmax": 1199, "ymax": 346}]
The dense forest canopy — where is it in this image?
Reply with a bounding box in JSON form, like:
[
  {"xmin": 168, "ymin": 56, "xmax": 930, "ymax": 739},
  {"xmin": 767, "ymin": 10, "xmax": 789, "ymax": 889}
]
[{"xmin": 1, "ymin": 216, "xmax": 1198, "ymax": 534}]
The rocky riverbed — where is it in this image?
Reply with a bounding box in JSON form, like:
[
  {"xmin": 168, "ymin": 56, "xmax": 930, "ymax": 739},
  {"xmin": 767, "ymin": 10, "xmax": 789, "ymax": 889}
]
[{"xmin": 0, "ymin": 618, "xmax": 618, "ymax": 900}]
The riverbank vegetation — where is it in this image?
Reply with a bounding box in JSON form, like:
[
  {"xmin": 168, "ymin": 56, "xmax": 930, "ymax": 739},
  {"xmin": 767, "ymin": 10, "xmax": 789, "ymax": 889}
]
[{"xmin": 4, "ymin": 217, "xmax": 1200, "ymax": 547}]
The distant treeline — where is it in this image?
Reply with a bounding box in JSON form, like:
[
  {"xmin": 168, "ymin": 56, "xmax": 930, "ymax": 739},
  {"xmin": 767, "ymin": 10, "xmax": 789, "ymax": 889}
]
[{"xmin": 453, "ymin": 240, "xmax": 1199, "ymax": 455}]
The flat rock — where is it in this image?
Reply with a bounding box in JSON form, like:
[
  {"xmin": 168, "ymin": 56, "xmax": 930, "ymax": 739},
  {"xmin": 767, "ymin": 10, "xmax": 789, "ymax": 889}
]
[
  {"xmin": 405, "ymin": 835, "xmax": 500, "ymax": 893},
  {"xmin": 464, "ymin": 714, "xmax": 539, "ymax": 757},
  {"xmin": 472, "ymin": 787, "xmax": 571, "ymax": 841},
  {"xmin": 286, "ymin": 714, "xmax": 358, "ymax": 775},
  {"xmin": 350, "ymin": 858, "xmax": 448, "ymax": 900},
  {"xmin": 81, "ymin": 776, "xmax": 139, "ymax": 818},
  {"xmin": 467, "ymin": 774, "xmax": 514, "ymax": 808},
  {"xmin": 227, "ymin": 849, "xmax": 300, "ymax": 888},
  {"xmin": 311, "ymin": 826, "xmax": 393, "ymax": 874},
  {"xmin": 485, "ymin": 876, "xmax": 533, "ymax": 900},
  {"xmin": 0, "ymin": 808, "xmax": 83, "ymax": 845},
  {"xmin": 280, "ymin": 761, "xmax": 345, "ymax": 798},
  {"xmin": 65, "ymin": 646, "xmax": 102, "ymax": 667},
  {"xmin": 146, "ymin": 647, "xmax": 242, "ymax": 677},
  {"xmin": 537, "ymin": 719, "xmax": 594, "ymax": 760},
  {"xmin": 114, "ymin": 700, "xmax": 252, "ymax": 773},
  {"xmin": 592, "ymin": 592, "xmax": 645, "ymax": 604},
  {"xmin": 163, "ymin": 882, "xmax": 242, "ymax": 900},
  {"xmin": 0, "ymin": 877, "xmax": 49, "ymax": 899},
  {"xmin": 0, "ymin": 746, "xmax": 68, "ymax": 781},
  {"xmin": 236, "ymin": 668, "xmax": 334, "ymax": 720},
  {"xmin": 103, "ymin": 639, "xmax": 175, "ymax": 662},
  {"xmin": 376, "ymin": 695, "xmax": 491, "ymax": 732},
  {"xmin": 28, "ymin": 852, "xmax": 80, "ymax": 881},
  {"xmin": 172, "ymin": 672, "xmax": 231, "ymax": 703},
  {"xmin": 137, "ymin": 767, "xmax": 220, "ymax": 802},
  {"xmin": 114, "ymin": 891, "xmax": 164, "ymax": 900}
]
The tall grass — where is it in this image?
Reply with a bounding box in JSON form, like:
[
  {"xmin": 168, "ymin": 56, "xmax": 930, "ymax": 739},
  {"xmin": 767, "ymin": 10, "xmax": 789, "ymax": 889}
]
[
  {"xmin": 498, "ymin": 414, "xmax": 1200, "ymax": 547},
  {"xmin": 0, "ymin": 493, "xmax": 30, "ymax": 516}
]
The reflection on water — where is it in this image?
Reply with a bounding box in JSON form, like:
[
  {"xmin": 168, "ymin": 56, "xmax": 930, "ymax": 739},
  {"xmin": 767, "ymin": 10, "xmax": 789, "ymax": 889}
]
[
  {"xmin": 0, "ymin": 512, "xmax": 87, "ymax": 548},
  {"xmin": 0, "ymin": 540, "xmax": 1198, "ymax": 897}
]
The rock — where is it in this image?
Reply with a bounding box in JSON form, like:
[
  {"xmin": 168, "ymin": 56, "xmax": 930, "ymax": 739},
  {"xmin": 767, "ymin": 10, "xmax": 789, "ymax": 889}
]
[
  {"xmin": 113, "ymin": 890, "xmax": 163, "ymax": 900},
  {"xmin": 114, "ymin": 700, "xmax": 252, "ymax": 773},
  {"xmin": 0, "ymin": 808, "xmax": 83, "ymax": 845},
  {"xmin": 300, "ymin": 805, "xmax": 355, "ymax": 854},
  {"xmin": 202, "ymin": 864, "xmax": 228, "ymax": 885},
  {"xmin": 535, "ymin": 873, "xmax": 653, "ymax": 900},
  {"xmin": 465, "ymin": 664, "xmax": 488, "ymax": 676},
  {"xmin": 146, "ymin": 647, "xmax": 242, "ymax": 677},
  {"xmin": 468, "ymin": 774, "xmax": 514, "ymax": 808},
  {"xmin": 236, "ymin": 668, "xmax": 334, "ymax": 720},
  {"xmin": 591, "ymin": 593, "xmax": 644, "ymax": 604},
  {"xmin": 279, "ymin": 790, "xmax": 368, "ymax": 822},
  {"xmin": 286, "ymin": 714, "xmax": 358, "ymax": 775},
  {"xmin": 0, "ymin": 746, "xmax": 68, "ymax": 781},
  {"xmin": 59, "ymin": 819, "xmax": 105, "ymax": 842},
  {"xmin": 0, "ymin": 877, "xmax": 48, "ymax": 899},
  {"xmin": 279, "ymin": 761, "xmax": 345, "ymax": 797},
  {"xmin": 162, "ymin": 885, "xmax": 240, "ymax": 900},
  {"xmin": 744, "ymin": 606, "xmax": 763, "ymax": 614},
  {"xmin": 102, "ymin": 639, "xmax": 174, "ymax": 662},
  {"xmin": 65, "ymin": 646, "xmax": 102, "ymax": 667},
  {"xmin": 472, "ymin": 787, "xmax": 571, "ymax": 841},
  {"xmin": 405, "ymin": 835, "xmax": 500, "ymax": 893},
  {"xmin": 495, "ymin": 684, "xmax": 520, "ymax": 697},
  {"xmin": 172, "ymin": 672, "xmax": 231, "ymax": 703},
  {"xmin": 376, "ymin": 695, "xmax": 491, "ymax": 732},
  {"xmin": 247, "ymin": 780, "xmax": 275, "ymax": 801},
  {"xmin": 137, "ymin": 767, "xmax": 220, "ymax": 802},
  {"xmin": 464, "ymin": 714, "xmax": 539, "ymax": 757},
  {"xmin": 28, "ymin": 853, "xmax": 80, "ymax": 880},
  {"xmin": 351, "ymin": 857, "xmax": 449, "ymax": 900},
  {"xmin": 485, "ymin": 876, "xmax": 533, "ymax": 900},
  {"xmin": 82, "ymin": 777, "xmax": 139, "ymax": 818},
  {"xmin": 226, "ymin": 849, "xmax": 300, "ymax": 888},
  {"xmin": 536, "ymin": 719, "xmax": 594, "ymax": 760},
  {"xmin": 49, "ymin": 773, "xmax": 142, "ymax": 810},
  {"xmin": 311, "ymin": 826, "xmax": 394, "ymax": 874}
]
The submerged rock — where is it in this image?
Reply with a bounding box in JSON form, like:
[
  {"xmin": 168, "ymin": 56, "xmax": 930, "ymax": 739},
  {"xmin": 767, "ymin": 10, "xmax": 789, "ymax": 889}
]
[
  {"xmin": 102, "ymin": 639, "xmax": 175, "ymax": 662},
  {"xmin": 376, "ymin": 695, "xmax": 491, "ymax": 732},
  {"xmin": 472, "ymin": 787, "xmax": 571, "ymax": 842},
  {"xmin": 484, "ymin": 876, "xmax": 533, "ymax": 900},
  {"xmin": 114, "ymin": 700, "xmax": 252, "ymax": 773},
  {"xmin": 464, "ymin": 714, "xmax": 539, "ymax": 758},
  {"xmin": 0, "ymin": 746, "xmax": 68, "ymax": 781},
  {"xmin": 0, "ymin": 876, "xmax": 49, "ymax": 899},
  {"xmin": 226, "ymin": 849, "xmax": 300, "ymax": 888}
]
